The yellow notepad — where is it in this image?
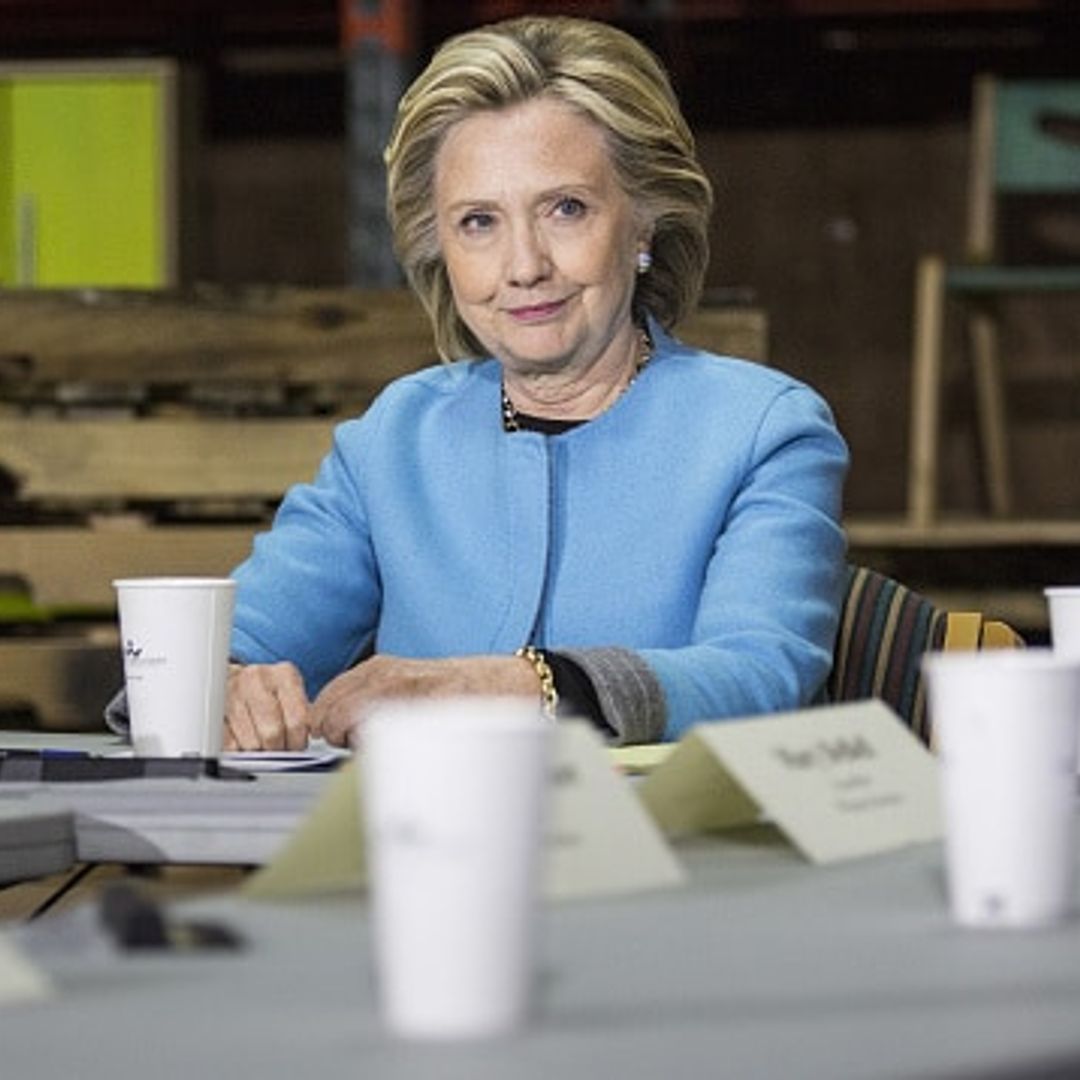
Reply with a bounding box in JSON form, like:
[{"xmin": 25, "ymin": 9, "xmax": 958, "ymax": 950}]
[{"xmin": 608, "ymin": 743, "xmax": 674, "ymax": 776}]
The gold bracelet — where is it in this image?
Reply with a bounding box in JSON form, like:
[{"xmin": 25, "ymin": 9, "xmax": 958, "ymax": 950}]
[{"xmin": 515, "ymin": 645, "xmax": 559, "ymax": 721}]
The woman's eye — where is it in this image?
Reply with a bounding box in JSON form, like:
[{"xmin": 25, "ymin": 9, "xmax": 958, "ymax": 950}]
[
  {"xmin": 460, "ymin": 210, "xmax": 495, "ymax": 233},
  {"xmin": 553, "ymin": 196, "xmax": 587, "ymax": 219}
]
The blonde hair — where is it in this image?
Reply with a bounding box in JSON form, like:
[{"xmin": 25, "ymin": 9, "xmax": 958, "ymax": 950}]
[{"xmin": 385, "ymin": 15, "xmax": 713, "ymax": 360}]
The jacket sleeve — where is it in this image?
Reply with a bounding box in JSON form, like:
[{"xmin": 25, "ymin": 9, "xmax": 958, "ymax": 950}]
[
  {"xmin": 637, "ymin": 384, "xmax": 848, "ymax": 741},
  {"xmin": 229, "ymin": 413, "xmax": 382, "ymax": 698}
]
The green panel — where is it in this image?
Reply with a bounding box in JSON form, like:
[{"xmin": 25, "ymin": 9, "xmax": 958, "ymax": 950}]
[
  {"xmin": 0, "ymin": 86, "xmax": 14, "ymax": 282},
  {"xmin": 10, "ymin": 76, "xmax": 164, "ymax": 287},
  {"xmin": 995, "ymin": 81, "xmax": 1080, "ymax": 194},
  {"xmin": 0, "ymin": 589, "xmax": 49, "ymax": 623}
]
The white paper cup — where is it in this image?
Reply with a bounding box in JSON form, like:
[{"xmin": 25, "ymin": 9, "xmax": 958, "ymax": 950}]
[
  {"xmin": 924, "ymin": 649, "xmax": 1080, "ymax": 929},
  {"xmin": 362, "ymin": 696, "xmax": 551, "ymax": 1040},
  {"xmin": 113, "ymin": 577, "xmax": 235, "ymax": 757},
  {"xmin": 1046, "ymin": 587, "xmax": 1080, "ymax": 659},
  {"xmin": 1046, "ymin": 587, "xmax": 1080, "ymax": 774}
]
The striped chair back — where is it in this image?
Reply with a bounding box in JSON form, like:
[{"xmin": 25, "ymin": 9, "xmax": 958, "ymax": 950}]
[{"xmin": 826, "ymin": 565, "xmax": 1023, "ymax": 748}]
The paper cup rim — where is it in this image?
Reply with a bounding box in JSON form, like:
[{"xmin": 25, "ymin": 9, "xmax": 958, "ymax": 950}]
[
  {"xmin": 1044, "ymin": 586, "xmax": 1080, "ymax": 598},
  {"xmin": 366, "ymin": 696, "xmax": 549, "ymax": 736},
  {"xmin": 922, "ymin": 647, "xmax": 1080, "ymax": 674},
  {"xmin": 112, "ymin": 577, "xmax": 236, "ymax": 589}
]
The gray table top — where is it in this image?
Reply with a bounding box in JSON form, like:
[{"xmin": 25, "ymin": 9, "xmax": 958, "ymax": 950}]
[
  {"xmin": 3, "ymin": 823, "xmax": 1080, "ymax": 1080},
  {"xmin": 0, "ymin": 730, "xmax": 128, "ymax": 753}
]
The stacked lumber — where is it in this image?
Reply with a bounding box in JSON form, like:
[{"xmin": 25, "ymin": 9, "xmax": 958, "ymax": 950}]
[{"xmin": 0, "ymin": 286, "xmax": 767, "ymax": 729}]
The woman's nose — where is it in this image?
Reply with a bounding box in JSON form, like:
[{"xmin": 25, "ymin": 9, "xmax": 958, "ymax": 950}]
[{"xmin": 506, "ymin": 223, "xmax": 550, "ymax": 288}]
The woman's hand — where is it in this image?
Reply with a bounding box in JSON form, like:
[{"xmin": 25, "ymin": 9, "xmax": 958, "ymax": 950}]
[
  {"xmin": 225, "ymin": 661, "xmax": 312, "ymax": 751},
  {"xmin": 311, "ymin": 654, "xmax": 540, "ymax": 747}
]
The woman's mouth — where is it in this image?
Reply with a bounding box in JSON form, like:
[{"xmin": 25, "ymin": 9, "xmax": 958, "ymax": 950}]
[{"xmin": 506, "ymin": 299, "xmax": 565, "ymax": 323}]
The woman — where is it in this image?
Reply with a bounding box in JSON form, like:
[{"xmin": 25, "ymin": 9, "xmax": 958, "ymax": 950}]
[{"xmin": 225, "ymin": 15, "xmax": 849, "ymax": 751}]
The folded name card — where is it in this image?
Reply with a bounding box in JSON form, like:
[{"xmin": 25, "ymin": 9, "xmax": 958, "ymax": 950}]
[
  {"xmin": 0, "ymin": 935, "xmax": 52, "ymax": 1007},
  {"xmin": 246, "ymin": 719, "xmax": 684, "ymax": 902},
  {"xmin": 638, "ymin": 700, "xmax": 942, "ymax": 864},
  {"xmin": 544, "ymin": 720, "xmax": 685, "ymax": 897}
]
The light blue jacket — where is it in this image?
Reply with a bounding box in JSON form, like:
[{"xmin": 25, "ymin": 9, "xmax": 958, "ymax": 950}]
[{"xmin": 231, "ymin": 324, "xmax": 849, "ymax": 741}]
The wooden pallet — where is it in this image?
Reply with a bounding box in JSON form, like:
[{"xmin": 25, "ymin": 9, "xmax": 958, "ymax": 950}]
[
  {"xmin": 0, "ymin": 286, "xmax": 434, "ymax": 399},
  {"xmin": 0, "ymin": 637, "xmax": 122, "ymax": 730},
  {"xmin": 0, "ymin": 417, "xmax": 334, "ymax": 502},
  {"xmin": 0, "ymin": 286, "xmax": 769, "ymax": 730}
]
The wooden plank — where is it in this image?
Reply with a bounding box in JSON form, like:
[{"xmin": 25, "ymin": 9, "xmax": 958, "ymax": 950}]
[
  {"xmin": 679, "ymin": 307, "xmax": 768, "ymax": 363},
  {"xmin": 0, "ymin": 637, "xmax": 122, "ymax": 730},
  {"xmin": 966, "ymin": 73, "xmax": 997, "ymax": 261},
  {"xmin": 0, "ymin": 525, "xmax": 258, "ymax": 608},
  {"xmin": 908, "ymin": 254, "xmax": 947, "ymax": 528},
  {"xmin": 0, "ymin": 417, "xmax": 333, "ymax": 501},
  {"xmin": 846, "ymin": 515, "xmax": 1080, "ymax": 547},
  {"xmin": 968, "ymin": 309, "xmax": 1012, "ymax": 516},
  {"xmin": 0, "ymin": 286, "xmax": 434, "ymax": 390}
]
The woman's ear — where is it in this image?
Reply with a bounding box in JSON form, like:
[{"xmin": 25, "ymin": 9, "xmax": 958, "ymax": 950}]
[{"xmin": 635, "ymin": 218, "xmax": 656, "ymax": 258}]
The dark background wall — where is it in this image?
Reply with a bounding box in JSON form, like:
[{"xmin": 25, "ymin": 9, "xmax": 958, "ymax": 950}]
[{"xmin": 2, "ymin": 0, "xmax": 1079, "ymax": 519}]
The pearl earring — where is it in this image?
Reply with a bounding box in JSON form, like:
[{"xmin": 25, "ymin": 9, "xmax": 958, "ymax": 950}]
[{"xmin": 636, "ymin": 250, "xmax": 653, "ymax": 275}]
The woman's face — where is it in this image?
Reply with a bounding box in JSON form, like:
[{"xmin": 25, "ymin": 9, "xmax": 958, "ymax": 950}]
[{"xmin": 434, "ymin": 97, "xmax": 649, "ymax": 377}]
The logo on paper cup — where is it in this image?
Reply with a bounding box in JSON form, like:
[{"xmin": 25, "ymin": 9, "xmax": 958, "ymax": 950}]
[{"xmin": 123, "ymin": 639, "xmax": 166, "ymax": 668}]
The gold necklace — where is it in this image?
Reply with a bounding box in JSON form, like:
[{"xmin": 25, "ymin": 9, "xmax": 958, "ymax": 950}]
[{"xmin": 501, "ymin": 327, "xmax": 652, "ymax": 433}]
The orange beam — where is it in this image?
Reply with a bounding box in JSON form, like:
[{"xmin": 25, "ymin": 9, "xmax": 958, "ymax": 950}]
[{"xmin": 340, "ymin": 0, "xmax": 415, "ymax": 57}]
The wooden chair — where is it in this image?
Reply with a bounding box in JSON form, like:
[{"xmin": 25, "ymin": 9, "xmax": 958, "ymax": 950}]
[
  {"xmin": 827, "ymin": 564, "xmax": 1024, "ymax": 748},
  {"xmin": 908, "ymin": 75, "xmax": 1080, "ymax": 526}
]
